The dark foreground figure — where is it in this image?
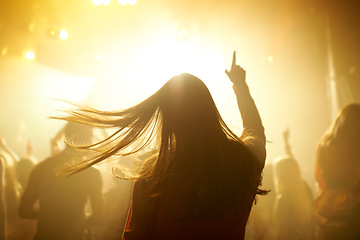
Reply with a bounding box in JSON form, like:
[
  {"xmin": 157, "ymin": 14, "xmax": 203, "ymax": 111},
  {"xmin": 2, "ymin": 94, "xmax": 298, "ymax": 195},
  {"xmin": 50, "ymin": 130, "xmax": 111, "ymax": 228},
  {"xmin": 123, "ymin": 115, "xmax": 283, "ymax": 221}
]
[{"xmin": 59, "ymin": 52, "xmax": 267, "ymax": 240}]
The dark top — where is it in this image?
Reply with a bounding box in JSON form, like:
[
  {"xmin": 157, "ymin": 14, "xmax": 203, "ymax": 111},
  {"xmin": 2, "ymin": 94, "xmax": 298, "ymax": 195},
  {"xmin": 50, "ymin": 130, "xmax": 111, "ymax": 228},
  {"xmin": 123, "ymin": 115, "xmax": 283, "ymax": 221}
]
[{"xmin": 19, "ymin": 151, "xmax": 103, "ymax": 240}]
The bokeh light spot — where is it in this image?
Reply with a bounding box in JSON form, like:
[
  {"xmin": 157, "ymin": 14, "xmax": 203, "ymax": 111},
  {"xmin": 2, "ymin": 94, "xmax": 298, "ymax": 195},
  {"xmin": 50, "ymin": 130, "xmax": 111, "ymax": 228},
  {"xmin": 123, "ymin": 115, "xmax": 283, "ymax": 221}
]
[
  {"xmin": 102, "ymin": 0, "xmax": 111, "ymax": 5},
  {"xmin": 25, "ymin": 51, "xmax": 35, "ymax": 60},
  {"xmin": 60, "ymin": 29, "xmax": 68, "ymax": 40}
]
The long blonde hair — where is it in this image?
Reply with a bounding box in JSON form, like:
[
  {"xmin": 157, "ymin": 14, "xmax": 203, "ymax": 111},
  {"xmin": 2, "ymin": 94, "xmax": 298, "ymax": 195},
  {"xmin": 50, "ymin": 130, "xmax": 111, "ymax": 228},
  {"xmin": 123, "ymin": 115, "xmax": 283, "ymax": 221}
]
[
  {"xmin": 318, "ymin": 103, "xmax": 360, "ymax": 179},
  {"xmin": 322, "ymin": 103, "xmax": 360, "ymax": 145},
  {"xmin": 55, "ymin": 73, "xmax": 267, "ymax": 213}
]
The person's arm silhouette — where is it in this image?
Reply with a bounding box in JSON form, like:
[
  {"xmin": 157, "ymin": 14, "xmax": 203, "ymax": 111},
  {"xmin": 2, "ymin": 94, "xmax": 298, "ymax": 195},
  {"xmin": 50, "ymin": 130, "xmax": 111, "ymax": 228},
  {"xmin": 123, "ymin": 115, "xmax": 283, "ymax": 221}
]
[
  {"xmin": 283, "ymin": 127, "xmax": 294, "ymax": 159},
  {"xmin": 225, "ymin": 51, "xmax": 266, "ymax": 166}
]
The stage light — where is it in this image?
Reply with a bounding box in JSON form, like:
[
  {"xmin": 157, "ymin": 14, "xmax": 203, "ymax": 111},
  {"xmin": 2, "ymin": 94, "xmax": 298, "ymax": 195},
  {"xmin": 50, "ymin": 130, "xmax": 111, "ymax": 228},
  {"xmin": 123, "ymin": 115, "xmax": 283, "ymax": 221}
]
[
  {"xmin": 60, "ymin": 30, "xmax": 68, "ymax": 40},
  {"xmin": 128, "ymin": 0, "xmax": 137, "ymax": 5},
  {"xmin": 118, "ymin": 0, "xmax": 127, "ymax": 5},
  {"xmin": 92, "ymin": 0, "xmax": 101, "ymax": 5},
  {"xmin": 1, "ymin": 47, "xmax": 8, "ymax": 56},
  {"xmin": 49, "ymin": 29, "xmax": 56, "ymax": 37},
  {"xmin": 29, "ymin": 22, "xmax": 35, "ymax": 32},
  {"xmin": 25, "ymin": 51, "xmax": 35, "ymax": 60},
  {"xmin": 102, "ymin": 0, "xmax": 111, "ymax": 5}
]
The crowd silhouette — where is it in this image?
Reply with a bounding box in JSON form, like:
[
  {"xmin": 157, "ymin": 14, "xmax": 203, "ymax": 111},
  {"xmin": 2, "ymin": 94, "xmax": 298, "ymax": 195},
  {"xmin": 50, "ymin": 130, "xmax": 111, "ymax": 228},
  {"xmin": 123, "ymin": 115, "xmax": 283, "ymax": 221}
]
[{"xmin": 0, "ymin": 52, "xmax": 359, "ymax": 240}]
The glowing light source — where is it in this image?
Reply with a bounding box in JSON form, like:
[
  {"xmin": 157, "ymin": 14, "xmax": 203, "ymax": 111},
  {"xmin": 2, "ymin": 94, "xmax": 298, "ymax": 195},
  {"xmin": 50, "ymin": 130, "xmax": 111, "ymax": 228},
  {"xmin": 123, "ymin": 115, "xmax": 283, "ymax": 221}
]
[
  {"xmin": 95, "ymin": 54, "xmax": 102, "ymax": 60},
  {"xmin": 28, "ymin": 22, "xmax": 35, "ymax": 32},
  {"xmin": 1, "ymin": 47, "xmax": 8, "ymax": 56},
  {"xmin": 25, "ymin": 51, "xmax": 35, "ymax": 60},
  {"xmin": 118, "ymin": 0, "xmax": 127, "ymax": 5},
  {"xmin": 49, "ymin": 29, "xmax": 56, "ymax": 37},
  {"xmin": 102, "ymin": 0, "xmax": 111, "ymax": 5},
  {"xmin": 60, "ymin": 29, "xmax": 68, "ymax": 40},
  {"xmin": 92, "ymin": 0, "xmax": 101, "ymax": 5},
  {"xmin": 128, "ymin": 0, "xmax": 137, "ymax": 5},
  {"xmin": 267, "ymin": 56, "xmax": 274, "ymax": 62},
  {"xmin": 133, "ymin": 35, "xmax": 225, "ymax": 95}
]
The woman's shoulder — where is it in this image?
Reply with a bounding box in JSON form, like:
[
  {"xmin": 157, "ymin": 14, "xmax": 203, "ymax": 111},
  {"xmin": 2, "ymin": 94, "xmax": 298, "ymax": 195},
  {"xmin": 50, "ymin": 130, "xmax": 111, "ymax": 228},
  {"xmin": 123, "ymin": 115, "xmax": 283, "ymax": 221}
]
[{"xmin": 230, "ymin": 137, "xmax": 266, "ymax": 169}]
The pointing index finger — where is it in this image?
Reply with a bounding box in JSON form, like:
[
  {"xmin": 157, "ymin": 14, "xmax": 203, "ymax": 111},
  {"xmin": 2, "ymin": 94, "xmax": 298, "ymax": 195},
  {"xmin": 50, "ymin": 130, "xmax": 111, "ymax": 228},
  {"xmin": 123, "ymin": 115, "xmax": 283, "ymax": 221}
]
[{"xmin": 232, "ymin": 51, "xmax": 236, "ymax": 67}]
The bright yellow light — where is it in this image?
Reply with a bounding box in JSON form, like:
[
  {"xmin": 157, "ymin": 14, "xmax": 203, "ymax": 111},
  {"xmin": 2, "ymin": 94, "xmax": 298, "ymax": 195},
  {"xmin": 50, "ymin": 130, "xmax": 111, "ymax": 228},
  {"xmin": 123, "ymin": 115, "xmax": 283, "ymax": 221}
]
[
  {"xmin": 92, "ymin": 0, "xmax": 101, "ymax": 5},
  {"xmin": 128, "ymin": 0, "xmax": 137, "ymax": 5},
  {"xmin": 118, "ymin": 0, "xmax": 127, "ymax": 5},
  {"xmin": 25, "ymin": 51, "xmax": 35, "ymax": 60},
  {"xmin": 49, "ymin": 29, "xmax": 56, "ymax": 37},
  {"xmin": 133, "ymin": 36, "xmax": 225, "ymax": 96},
  {"xmin": 28, "ymin": 22, "xmax": 35, "ymax": 32},
  {"xmin": 102, "ymin": 0, "xmax": 111, "ymax": 5},
  {"xmin": 1, "ymin": 47, "xmax": 8, "ymax": 56},
  {"xmin": 267, "ymin": 56, "xmax": 274, "ymax": 62},
  {"xmin": 95, "ymin": 54, "xmax": 102, "ymax": 60},
  {"xmin": 60, "ymin": 29, "xmax": 68, "ymax": 40}
]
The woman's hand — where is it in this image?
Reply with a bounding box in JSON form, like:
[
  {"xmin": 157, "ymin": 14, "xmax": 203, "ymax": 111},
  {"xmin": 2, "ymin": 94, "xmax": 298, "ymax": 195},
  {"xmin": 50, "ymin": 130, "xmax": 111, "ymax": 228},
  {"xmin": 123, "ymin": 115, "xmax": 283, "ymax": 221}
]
[
  {"xmin": 225, "ymin": 51, "xmax": 246, "ymax": 85},
  {"xmin": 283, "ymin": 127, "xmax": 290, "ymax": 145}
]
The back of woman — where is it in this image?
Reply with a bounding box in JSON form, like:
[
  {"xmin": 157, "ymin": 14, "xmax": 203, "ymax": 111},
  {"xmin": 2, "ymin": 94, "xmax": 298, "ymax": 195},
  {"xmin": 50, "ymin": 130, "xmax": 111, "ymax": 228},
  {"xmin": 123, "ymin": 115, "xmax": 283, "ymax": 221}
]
[
  {"xmin": 55, "ymin": 52, "xmax": 267, "ymax": 240},
  {"xmin": 127, "ymin": 141, "xmax": 263, "ymax": 240},
  {"xmin": 314, "ymin": 103, "xmax": 360, "ymax": 240}
]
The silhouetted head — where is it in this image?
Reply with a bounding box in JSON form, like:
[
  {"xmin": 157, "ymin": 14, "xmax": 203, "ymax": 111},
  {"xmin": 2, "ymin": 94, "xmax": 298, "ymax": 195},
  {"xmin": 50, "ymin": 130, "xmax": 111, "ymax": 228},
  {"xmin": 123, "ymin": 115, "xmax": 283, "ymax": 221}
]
[
  {"xmin": 274, "ymin": 156, "xmax": 301, "ymax": 194},
  {"xmin": 330, "ymin": 103, "xmax": 360, "ymax": 141},
  {"xmin": 64, "ymin": 122, "xmax": 93, "ymax": 146},
  {"xmin": 156, "ymin": 73, "xmax": 225, "ymax": 143}
]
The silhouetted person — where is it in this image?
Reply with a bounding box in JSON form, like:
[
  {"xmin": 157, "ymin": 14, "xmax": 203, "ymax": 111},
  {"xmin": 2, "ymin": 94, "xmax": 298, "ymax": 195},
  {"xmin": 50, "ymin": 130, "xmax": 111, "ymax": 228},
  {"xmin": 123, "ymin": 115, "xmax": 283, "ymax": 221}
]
[
  {"xmin": 0, "ymin": 138, "xmax": 23, "ymax": 239},
  {"xmin": 273, "ymin": 128, "xmax": 314, "ymax": 240},
  {"xmin": 14, "ymin": 141, "xmax": 38, "ymax": 240},
  {"xmin": 16, "ymin": 157, "xmax": 35, "ymax": 192},
  {"xmin": 16, "ymin": 140, "xmax": 37, "ymax": 192},
  {"xmin": 19, "ymin": 122, "xmax": 104, "ymax": 240},
  {"xmin": 314, "ymin": 103, "xmax": 360, "ymax": 240},
  {"xmin": 272, "ymin": 128, "xmax": 314, "ymax": 240},
  {"xmin": 55, "ymin": 51, "xmax": 267, "ymax": 239}
]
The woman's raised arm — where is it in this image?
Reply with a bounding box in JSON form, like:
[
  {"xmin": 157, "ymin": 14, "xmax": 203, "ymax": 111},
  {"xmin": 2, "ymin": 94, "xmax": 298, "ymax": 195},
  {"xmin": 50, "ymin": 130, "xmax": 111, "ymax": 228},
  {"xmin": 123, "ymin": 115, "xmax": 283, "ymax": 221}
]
[{"xmin": 225, "ymin": 51, "xmax": 266, "ymax": 165}]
